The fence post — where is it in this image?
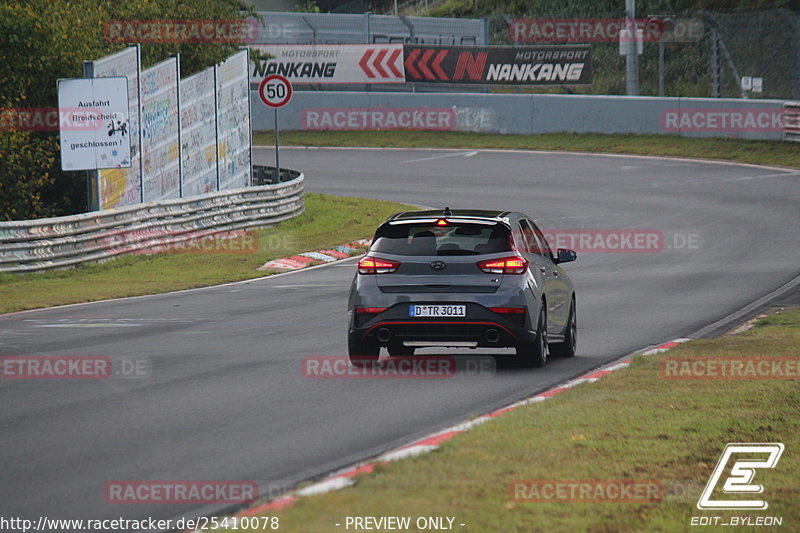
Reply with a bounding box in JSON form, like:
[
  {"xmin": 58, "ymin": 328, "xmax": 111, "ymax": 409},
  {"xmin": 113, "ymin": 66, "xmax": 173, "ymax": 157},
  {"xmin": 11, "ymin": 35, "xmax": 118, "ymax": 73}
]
[
  {"xmin": 172, "ymin": 53, "xmax": 183, "ymax": 198},
  {"xmin": 213, "ymin": 65, "xmax": 220, "ymax": 191},
  {"xmin": 624, "ymin": 0, "xmax": 640, "ymax": 96},
  {"xmin": 242, "ymin": 47, "xmax": 254, "ymax": 187},
  {"xmin": 792, "ymin": 14, "xmax": 800, "ymax": 100},
  {"xmin": 710, "ymin": 27, "xmax": 721, "ymax": 98}
]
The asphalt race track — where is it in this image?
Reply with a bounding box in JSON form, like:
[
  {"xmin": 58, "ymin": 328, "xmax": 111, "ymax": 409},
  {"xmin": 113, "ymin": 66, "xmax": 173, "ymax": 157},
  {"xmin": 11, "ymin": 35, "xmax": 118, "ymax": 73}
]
[{"xmin": 1, "ymin": 147, "xmax": 798, "ymax": 527}]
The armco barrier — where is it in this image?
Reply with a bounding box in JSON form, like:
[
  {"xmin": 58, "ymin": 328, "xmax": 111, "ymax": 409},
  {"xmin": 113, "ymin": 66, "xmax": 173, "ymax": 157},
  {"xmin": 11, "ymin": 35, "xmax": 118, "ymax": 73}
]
[
  {"xmin": 783, "ymin": 101, "xmax": 800, "ymax": 142},
  {"xmin": 0, "ymin": 173, "xmax": 304, "ymax": 274},
  {"xmin": 251, "ymin": 91, "xmax": 788, "ymax": 141}
]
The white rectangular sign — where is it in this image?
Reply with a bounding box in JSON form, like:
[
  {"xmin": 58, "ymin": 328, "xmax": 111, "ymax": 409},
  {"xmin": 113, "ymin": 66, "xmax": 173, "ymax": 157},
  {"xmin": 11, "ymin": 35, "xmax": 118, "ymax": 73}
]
[
  {"xmin": 58, "ymin": 77, "xmax": 131, "ymax": 171},
  {"xmin": 250, "ymin": 44, "xmax": 405, "ymax": 85}
]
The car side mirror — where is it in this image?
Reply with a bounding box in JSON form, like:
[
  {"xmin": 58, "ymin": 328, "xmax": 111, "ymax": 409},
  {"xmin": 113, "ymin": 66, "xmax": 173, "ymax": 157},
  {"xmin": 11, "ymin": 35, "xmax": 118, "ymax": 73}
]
[{"xmin": 555, "ymin": 248, "xmax": 577, "ymax": 264}]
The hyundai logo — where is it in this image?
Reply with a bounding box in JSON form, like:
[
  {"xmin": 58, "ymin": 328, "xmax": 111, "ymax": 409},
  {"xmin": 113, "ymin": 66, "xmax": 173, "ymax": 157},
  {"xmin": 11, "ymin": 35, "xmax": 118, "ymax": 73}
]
[{"xmin": 429, "ymin": 261, "xmax": 446, "ymax": 271}]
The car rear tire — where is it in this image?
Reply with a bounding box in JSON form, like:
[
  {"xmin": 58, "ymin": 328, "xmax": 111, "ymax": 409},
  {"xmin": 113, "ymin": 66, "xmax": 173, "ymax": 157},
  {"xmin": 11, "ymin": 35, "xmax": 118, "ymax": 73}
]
[
  {"xmin": 348, "ymin": 339, "xmax": 379, "ymax": 365},
  {"xmin": 550, "ymin": 299, "xmax": 576, "ymax": 358},
  {"xmin": 516, "ymin": 305, "xmax": 548, "ymax": 367},
  {"xmin": 388, "ymin": 343, "xmax": 415, "ymax": 356}
]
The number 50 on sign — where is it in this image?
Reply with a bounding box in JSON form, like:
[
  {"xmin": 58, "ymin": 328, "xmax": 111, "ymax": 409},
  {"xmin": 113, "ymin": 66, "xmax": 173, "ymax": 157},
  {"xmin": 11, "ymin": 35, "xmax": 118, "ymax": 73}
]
[{"xmin": 258, "ymin": 75, "xmax": 293, "ymax": 108}]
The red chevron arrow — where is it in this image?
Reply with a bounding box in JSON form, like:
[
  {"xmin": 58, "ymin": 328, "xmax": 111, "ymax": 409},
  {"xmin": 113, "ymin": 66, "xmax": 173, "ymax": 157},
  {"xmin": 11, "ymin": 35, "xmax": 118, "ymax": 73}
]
[
  {"xmin": 373, "ymin": 49, "xmax": 389, "ymax": 78},
  {"xmin": 387, "ymin": 48, "xmax": 403, "ymax": 77},
  {"xmin": 360, "ymin": 48, "xmax": 404, "ymax": 79},
  {"xmin": 359, "ymin": 49, "xmax": 376, "ymax": 78},
  {"xmin": 431, "ymin": 50, "xmax": 448, "ymax": 80},
  {"xmin": 417, "ymin": 49, "xmax": 435, "ymax": 80},
  {"xmin": 404, "ymin": 48, "xmax": 421, "ymax": 79}
]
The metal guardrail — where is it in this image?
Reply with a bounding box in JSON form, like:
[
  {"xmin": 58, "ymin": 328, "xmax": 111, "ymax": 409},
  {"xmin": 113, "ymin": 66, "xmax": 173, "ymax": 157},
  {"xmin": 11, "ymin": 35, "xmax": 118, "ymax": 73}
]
[
  {"xmin": 0, "ymin": 172, "xmax": 304, "ymax": 274},
  {"xmin": 252, "ymin": 166, "xmax": 301, "ymax": 186},
  {"xmin": 783, "ymin": 101, "xmax": 800, "ymax": 142}
]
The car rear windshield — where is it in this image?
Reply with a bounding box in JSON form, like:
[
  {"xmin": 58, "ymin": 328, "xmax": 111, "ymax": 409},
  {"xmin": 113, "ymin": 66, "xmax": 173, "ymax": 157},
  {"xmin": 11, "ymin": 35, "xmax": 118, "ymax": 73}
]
[{"xmin": 371, "ymin": 221, "xmax": 512, "ymax": 256}]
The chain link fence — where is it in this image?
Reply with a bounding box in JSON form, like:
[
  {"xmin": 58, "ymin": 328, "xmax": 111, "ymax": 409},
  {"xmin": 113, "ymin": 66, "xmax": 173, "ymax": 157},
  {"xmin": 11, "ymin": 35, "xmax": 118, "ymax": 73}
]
[
  {"xmin": 254, "ymin": 8, "xmax": 798, "ymax": 99},
  {"xmin": 486, "ymin": 8, "xmax": 799, "ymax": 100},
  {"xmin": 255, "ymin": 11, "xmax": 486, "ymax": 46}
]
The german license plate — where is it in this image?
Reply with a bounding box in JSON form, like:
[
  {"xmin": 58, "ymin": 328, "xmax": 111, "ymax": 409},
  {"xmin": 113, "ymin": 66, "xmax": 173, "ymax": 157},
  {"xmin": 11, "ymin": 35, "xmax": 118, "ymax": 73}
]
[{"xmin": 410, "ymin": 305, "xmax": 466, "ymax": 317}]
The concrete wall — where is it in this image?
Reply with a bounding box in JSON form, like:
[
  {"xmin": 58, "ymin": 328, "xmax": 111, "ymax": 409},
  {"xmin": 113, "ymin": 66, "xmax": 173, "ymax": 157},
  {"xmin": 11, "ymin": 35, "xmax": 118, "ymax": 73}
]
[{"xmin": 252, "ymin": 91, "xmax": 786, "ymax": 140}]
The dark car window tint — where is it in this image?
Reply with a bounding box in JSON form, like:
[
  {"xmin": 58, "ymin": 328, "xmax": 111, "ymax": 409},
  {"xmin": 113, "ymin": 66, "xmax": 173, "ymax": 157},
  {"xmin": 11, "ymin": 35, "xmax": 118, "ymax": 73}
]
[
  {"xmin": 372, "ymin": 222, "xmax": 512, "ymax": 256},
  {"xmin": 531, "ymin": 221, "xmax": 554, "ymax": 259},
  {"xmin": 519, "ymin": 219, "xmax": 543, "ymax": 255}
]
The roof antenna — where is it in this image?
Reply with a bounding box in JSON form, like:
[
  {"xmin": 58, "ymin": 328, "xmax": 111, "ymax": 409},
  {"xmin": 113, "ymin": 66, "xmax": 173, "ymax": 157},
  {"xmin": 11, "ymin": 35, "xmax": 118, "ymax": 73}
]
[{"xmin": 443, "ymin": 206, "xmax": 452, "ymax": 217}]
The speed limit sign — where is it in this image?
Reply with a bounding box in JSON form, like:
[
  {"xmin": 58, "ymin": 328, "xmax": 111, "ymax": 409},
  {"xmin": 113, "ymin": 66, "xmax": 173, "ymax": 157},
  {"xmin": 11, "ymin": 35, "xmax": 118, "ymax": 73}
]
[
  {"xmin": 259, "ymin": 75, "xmax": 293, "ymax": 182},
  {"xmin": 258, "ymin": 75, "xmax": 293, "ymax": 108}
]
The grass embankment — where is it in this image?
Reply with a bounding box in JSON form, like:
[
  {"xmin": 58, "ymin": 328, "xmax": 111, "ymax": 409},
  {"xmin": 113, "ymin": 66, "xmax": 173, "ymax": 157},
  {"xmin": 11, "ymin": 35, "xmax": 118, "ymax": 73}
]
[
  {"xmin": 0, "ymin": 194, "xmax": 414, "ymax": 314},
  {"xmin": 254, "ymin": 131, "xmax": 800, "ymax": 170},
  {"xmin": 251, "ymin": 309, "xmax": 800, "ymax": 532}
]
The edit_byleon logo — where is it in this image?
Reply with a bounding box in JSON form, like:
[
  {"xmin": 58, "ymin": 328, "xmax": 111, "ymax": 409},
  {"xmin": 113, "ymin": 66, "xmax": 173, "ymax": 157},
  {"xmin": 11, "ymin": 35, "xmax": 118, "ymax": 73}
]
[{"xmin": 697, "ymin": 443, "xmax": 784, "ymax": 510}]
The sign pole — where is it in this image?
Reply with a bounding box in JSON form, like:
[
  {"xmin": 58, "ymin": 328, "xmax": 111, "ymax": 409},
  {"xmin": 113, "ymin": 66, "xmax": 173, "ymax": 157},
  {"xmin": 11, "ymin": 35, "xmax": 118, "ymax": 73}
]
[
  {"xmin": 274, "ymin": 107, "xmax": 280, "ymax": 182},
  {"xmin": 625, "ymin": 0, "xmax": 639, "ymax": 96}
]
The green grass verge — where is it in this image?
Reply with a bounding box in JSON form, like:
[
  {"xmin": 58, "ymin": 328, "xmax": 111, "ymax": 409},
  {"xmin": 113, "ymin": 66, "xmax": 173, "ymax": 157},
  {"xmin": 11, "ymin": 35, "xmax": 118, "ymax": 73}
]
[
  {"xmin": 254, "ymin": 131, "xmax": 800, "ymax": 170},
  {"xmin": 0, "ymin": 193, "xmax": 414, "ymax": 314},
  {"xmin": 250, "ymin": 309, "xmax": 800, "ymax": 532}
]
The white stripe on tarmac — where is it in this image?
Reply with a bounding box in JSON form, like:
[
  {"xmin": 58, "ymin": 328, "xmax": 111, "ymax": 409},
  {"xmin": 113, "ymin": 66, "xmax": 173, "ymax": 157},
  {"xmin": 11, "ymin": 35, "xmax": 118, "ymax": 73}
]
[{"xmin": 399, "ymin": 151, "xmax": 479, "ymax": 164}]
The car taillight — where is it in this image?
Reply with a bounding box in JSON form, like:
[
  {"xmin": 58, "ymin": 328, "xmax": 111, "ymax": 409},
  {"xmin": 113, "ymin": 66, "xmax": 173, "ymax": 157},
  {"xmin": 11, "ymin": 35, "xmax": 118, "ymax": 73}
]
[
  {"xmin": 476, "ymin": 256, "xmax": 528, "ymax": 275},
  {"xmin": 355, "ymin": 307, "xmax": 388, "ymax": 314},
  {"xmin": 358, "ymin": 256, "xmax": 400, "ymax": 274},
  {"xmin": 489, "ymin": 307, "xmax": 526, "ymax": 314}
]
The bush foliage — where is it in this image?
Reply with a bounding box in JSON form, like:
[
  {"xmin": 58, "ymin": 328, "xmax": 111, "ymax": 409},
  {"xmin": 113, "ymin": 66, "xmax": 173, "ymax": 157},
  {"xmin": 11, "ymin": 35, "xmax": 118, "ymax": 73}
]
[{"xmin": 0, "ymin": 0, "xmax": 258, "ymax": 220}]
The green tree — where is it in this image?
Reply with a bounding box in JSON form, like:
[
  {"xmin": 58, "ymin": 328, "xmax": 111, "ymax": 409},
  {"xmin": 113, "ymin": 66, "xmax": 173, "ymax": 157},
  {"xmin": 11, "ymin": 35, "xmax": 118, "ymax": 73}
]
[{"xmin": 0, "ymin": 0, "xmax": 260, "ymax": 220}]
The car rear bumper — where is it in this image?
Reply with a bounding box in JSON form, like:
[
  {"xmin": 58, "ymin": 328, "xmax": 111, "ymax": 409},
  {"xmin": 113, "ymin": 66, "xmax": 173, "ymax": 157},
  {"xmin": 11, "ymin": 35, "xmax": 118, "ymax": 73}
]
[{"xmin": 349, "ymin": 303, "xmax": 537, "ymax": 348}]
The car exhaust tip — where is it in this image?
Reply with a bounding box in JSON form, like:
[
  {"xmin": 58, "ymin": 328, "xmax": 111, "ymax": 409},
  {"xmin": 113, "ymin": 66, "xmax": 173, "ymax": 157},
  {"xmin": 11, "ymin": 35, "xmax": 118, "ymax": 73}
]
[
  {"xmin": 376, "ymin": 328, "xmax": 392, "ymax": 343},
  {"xmin": 485, "ymin": 328, "xmax": 501, "ymax": 343}
]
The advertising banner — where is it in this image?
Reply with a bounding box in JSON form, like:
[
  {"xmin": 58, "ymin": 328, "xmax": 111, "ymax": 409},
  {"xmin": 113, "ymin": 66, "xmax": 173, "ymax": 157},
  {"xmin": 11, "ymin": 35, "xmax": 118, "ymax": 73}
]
[
  {"xmin": 403, "ymin": 45, "xmax": 592, "ymax": 85},
  {"xmin": 250, "ymin": 44, "xmax": 405, "ymax": 85},
  {"xmin": 180, "ymin": 67, "xmax": 218, "ymax": 197},
  {"xmin": 88, "ymin": 46, "xmax": 141, "ymax": 209},
  {"xmin": 58, "ymin": 77, "xmax": 131, "ymax": 171},
  {"xmin": 140, "ymin": 57, "xmax": 180, "ymax": 202},
  {"xmin": 216, "ymin": 49, "xmax": 251, "ymax": 191}
]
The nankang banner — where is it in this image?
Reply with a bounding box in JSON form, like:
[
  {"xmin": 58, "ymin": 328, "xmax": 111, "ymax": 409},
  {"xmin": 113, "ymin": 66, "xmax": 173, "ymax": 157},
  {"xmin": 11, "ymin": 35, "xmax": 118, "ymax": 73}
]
[
  {"xmin": 249, "ymin": 44, "xmax": 405, "ymax": 85},
  {"xmin": 402, "ymin": 45, "xmax": 592, "ymax": 85}
]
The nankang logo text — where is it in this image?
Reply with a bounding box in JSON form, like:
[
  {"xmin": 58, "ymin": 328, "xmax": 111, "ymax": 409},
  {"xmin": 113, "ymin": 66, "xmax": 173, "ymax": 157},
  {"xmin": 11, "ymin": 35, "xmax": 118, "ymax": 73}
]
[
  {"xmin": 254, "ymin": 62, "xmax": 336, "ymax": 78},
  {"xmin": 486, "ymin": 63, "xmax": 584, "ymax": 82}
]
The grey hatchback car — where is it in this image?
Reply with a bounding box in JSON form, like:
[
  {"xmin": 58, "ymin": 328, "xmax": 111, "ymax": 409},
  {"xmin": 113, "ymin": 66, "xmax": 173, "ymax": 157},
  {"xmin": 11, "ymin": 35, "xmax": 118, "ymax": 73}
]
[{"xmin": 347, "ymin": 209, "xmax": 577, "ymax": 367}]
